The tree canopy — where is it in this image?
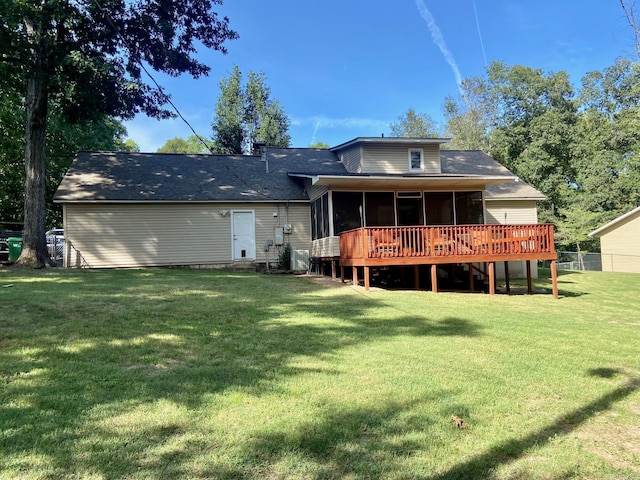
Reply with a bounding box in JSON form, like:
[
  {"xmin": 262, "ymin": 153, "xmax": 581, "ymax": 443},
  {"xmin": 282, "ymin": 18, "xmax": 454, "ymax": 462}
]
[
  {"xmin": 157, "ymin": 135, "xmax": 213, "ymax": 154},
  {"xmin": 0, "ymin": 87, "xmax": 138, "ymax": 228},
  {"xmin": 1, "ymin": 0, "xmax": 237, "ymax": 267},
  {"xmin": 389, "ymin": 108, "xmax": 440, "ymax": 138},
  {"xmin": 443, "ymin": 58, "xmax": 640, "ymax": 252},
  {"xmin": 211, "ymin": 65, "xmax": 290, "ymax": 154},
  {"xmin": 308, "ymin": 141, "xmax": 330, "ymax": 149}
]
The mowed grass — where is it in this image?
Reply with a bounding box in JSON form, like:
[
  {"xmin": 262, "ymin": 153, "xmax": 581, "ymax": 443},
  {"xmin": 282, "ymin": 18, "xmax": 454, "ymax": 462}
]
[{"xmin": 0, "ymin": 267, "xmax": 638, "ymax": 479}]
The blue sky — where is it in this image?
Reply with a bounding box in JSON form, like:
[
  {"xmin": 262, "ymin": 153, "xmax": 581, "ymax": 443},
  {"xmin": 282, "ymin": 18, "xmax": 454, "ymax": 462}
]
[{"xmin": 124, "ymin": 0, "xmax": 635, "ymax": 152}]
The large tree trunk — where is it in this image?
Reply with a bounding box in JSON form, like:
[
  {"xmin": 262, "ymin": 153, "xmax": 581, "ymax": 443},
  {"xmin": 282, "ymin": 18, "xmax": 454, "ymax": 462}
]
[{"xmin": 17, "ymin": 18, "xmax": 53, "ymax": 268}]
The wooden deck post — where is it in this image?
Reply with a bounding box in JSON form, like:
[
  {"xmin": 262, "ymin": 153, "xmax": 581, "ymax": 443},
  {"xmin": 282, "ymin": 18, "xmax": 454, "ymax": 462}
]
[
  {"xmin": 331, "ymin": 260, "xmax": 337, "ymax": 280},
  {"xmin": 550, "ymin": 260, "xmax": 559, "ymax": 299},
  {"xmin": 340, "ymin": 265, "xmax": 345, "ymax": 283},
  {"xmin": 504, "ymin": 261, "xmax": 510, "ymax": 294},
  {"xmin": 467, "ymin": 263, "xmax": 474, "ymax": 292},
  {"xmin": 352, "ymin": 266, "xmax": 358, "ymax": 287},
  {"xmin": 431, "ymin": 265, "xmax": 438, "ymax": 293},
  {"xmin": 488, "ymin": 262, "xmax": 495, "ymax": 295},
  {"xmin": 414, "ymin": 265, "xmax": 420, "ymax": 290},
  {"xmin": 364, "ymin": 266, "xmax": 370, "ymax": 291},
  {"xmin": 526, "ymin": 260, "xmax": 532, "ymax": 295}
]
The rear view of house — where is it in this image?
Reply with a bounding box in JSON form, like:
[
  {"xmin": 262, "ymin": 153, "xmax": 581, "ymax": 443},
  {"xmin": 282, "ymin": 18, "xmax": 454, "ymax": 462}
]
[{"xmin": 54, "ymin": 137, "xmax": 558, "ymax": 296}]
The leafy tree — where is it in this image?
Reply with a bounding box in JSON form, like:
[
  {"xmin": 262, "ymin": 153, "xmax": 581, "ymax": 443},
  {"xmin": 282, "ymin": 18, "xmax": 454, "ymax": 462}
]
[
  {"xmin": 0, "ymin": 84, "xmax": 26, "ymax": 227},
  {"xmin": 443, "ymin": 77, "xmax": 495, "ymax": 151},
  {"xmin": 212, "ymin": 66, "xmax": 291, "ymax": 154},
  {"xmin": 120, "ymin": 138, "xmax": 141, "ymax": 153},
  {"xmin": 389, "ymin": 108, "xmax": 439, "ymax": 138},
  {"xmin": 571, "ymin": 59, "xmax": 640, "ymax": 228},
  {"xmin": 445, "ymin": 58, "xmax": 639, "ymax": 252},
  {"xmin": 308, "ymin": 141, "xmax": 330, "ymax": 149},
  {"xmin": 1, "ymin": 0, "xmax": 237, "ymax": 267},
  {"xmin": 0, "ymin": 88, "xmax": 138, "ymax": 228},
  {"xmin": 486, "ymin": 62, "xmax": 579, "ymax": 222},
  {"xmin": 157, "ymin": 135, "xmax": 212, "ymax": 154},
  {"xmin": 554, "ymin": 207, "xmax": 601, "ymax": 257},
  {"xmin": 620, "ymin": 0, "xmax": 640, "ymax": 58},
  {"xmin": 212, "ymin": 65, "xmax": 244, "ymax": 154}
]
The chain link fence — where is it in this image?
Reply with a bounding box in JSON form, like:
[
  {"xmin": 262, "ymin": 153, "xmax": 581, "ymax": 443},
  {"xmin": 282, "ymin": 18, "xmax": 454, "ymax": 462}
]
[{"xmin": 540, "ymin": 251, "xmax": 640, "ymax": 272}]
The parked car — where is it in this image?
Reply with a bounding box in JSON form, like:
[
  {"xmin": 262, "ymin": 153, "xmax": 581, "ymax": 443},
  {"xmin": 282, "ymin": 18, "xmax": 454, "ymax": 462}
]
[{"xmin": 46, "ymin": 228, "xmax": 65, "ymax": 259}]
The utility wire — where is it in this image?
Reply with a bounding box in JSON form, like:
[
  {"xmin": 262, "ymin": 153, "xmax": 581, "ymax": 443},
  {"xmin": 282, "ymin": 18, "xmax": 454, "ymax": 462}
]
[
  {"xmin": 86, "ymin": 0, "xmax": 273, "ymax": 199},
  {"xmin": 90, "ymin": 0, "xmax": 211, "ymax": 152}
]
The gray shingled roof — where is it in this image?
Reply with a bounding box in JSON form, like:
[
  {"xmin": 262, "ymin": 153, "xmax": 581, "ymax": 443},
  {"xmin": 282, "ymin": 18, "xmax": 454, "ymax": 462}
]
[
  {"xmin": 54, "ymin": 149, "xmax": 342, "ymax": 202},
  {"xmin": 442, "ymin": 151, "xmax": 544, "ymax": 200},
  {"xmin": 54, "ymin": 146, "xmax": 543, "ymax": 203}
]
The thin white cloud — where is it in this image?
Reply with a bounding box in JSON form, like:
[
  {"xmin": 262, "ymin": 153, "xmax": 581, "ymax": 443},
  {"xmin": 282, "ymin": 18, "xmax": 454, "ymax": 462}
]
[
  {"xmin": 291, "ymin": 115, "xmax": 389, "ymax": 130},
  {"xmin": 291, "ymin": 115, "xmax": 391, "ymax": 146},
  {"xmin": 414, "ymin": 0, "xmax": 463, "ymax": 96}
]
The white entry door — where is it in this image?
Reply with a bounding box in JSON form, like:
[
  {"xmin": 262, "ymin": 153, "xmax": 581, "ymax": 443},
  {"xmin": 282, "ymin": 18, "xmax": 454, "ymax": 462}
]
[{"xmin": 232, "ymin": 211, "xmax": 256, "ymax": 260}]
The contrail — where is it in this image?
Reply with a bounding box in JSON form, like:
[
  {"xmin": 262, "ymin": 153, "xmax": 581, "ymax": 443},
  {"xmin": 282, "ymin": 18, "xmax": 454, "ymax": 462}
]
[
  {"xmin": 415, "ymin": 0, "xmax": 463, "ymax": 96},
  {"xmin": 310, "ymin": 120, "xmax": 321, "ymax": 145},
  {"xmin": 473, "ymin": 0, "xmax": 488, "ymax": 67}
]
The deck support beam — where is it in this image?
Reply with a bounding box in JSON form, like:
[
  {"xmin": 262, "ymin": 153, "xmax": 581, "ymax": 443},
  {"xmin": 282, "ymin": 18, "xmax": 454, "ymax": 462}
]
[
  {"xmin": 414, "ymin": 265, "xmax": 420, "ymax": 290},
  {"xmin": 431, "ymin": 265, "xmax": 438, "ymax": 293},
  {"xmin": 550, "ymin": 260, "xmax": 559, "ymax": 299},
  {"xmin": 364, "ymin": 266, "xmax": 370, "ymax": 291},
  {"xmin": 331, "ymin": 260, "xmax": 337, "ymax": 280},
  {"xmin": 352, "ymin": 266, "xmax": 358, "ymax": 287},
  {"xmin": 526, "ymin": 261, "xmax": 532, "ymax": 294},
  {"xmin": 340, "ymin": 265, "xmax": 345, "ymax": 283}
]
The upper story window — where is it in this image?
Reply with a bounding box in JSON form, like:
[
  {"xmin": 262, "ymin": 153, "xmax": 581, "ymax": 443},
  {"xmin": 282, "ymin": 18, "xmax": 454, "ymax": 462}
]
[{"xmin": 409, "ymin": 149, "xmax": 424, "ymax": 171}]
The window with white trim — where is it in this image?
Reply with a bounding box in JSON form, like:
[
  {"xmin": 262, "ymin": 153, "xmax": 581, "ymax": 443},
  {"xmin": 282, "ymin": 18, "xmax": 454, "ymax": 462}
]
[{"xmin": 409, "ymin": 149, "xmax": 424, "ymax": 171}]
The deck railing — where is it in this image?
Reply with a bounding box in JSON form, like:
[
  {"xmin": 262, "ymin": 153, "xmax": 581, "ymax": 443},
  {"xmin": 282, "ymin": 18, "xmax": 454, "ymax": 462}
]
[{"xmin": 339, "ymin": 224, "xmax": 555, "ymax": 262}]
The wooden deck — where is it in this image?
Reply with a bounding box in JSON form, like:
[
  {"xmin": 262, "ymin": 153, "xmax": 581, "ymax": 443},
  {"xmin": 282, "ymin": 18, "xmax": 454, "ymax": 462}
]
[{"xmin": 338, "ymin": 224, "xmax": 559, "ymax": 297}]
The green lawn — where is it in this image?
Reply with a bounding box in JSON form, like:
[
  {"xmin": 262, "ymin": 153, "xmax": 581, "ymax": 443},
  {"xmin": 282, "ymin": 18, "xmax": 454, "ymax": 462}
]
[{"xmin": 0, "ymin": 267, "xmax": 638, "ymax": 479}]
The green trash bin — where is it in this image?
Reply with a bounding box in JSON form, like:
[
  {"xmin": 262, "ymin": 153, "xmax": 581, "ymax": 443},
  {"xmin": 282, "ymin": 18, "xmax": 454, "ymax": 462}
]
[{"xmin": 8, "ymin": 237, "xmax": 23, "ymax": 262}]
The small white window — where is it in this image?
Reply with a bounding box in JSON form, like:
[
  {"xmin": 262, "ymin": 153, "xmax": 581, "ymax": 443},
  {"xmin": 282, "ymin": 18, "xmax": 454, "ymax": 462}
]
[{"xmin": 409, "ymin": 149, "xmax": 423, "ymax": 171}]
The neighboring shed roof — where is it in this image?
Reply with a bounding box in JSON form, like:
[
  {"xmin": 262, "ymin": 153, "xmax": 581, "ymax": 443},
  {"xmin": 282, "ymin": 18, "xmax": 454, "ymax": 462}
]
[{"xmin": 589, "ymin": 205, "xmax": 640, "ymax": 237}]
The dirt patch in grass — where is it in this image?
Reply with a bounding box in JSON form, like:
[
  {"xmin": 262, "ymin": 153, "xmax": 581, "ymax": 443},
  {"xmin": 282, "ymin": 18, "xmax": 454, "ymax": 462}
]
[
  {"xmin": 294, "ymin": 273, "xmax": 351, "ymax": 289},
  {"xmin": 576, "ymin": 411, "xmax": 640, "ymax": 473}
]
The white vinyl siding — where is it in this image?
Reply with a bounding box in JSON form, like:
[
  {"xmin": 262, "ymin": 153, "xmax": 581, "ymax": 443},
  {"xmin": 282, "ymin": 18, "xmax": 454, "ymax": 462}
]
[
  {"xmin": 484, "ymin": 200, "xmax": 539, "ymax": 279},
  {"xmin": 361, "ymin": 144, "xmax": 440, "ymax": 174},
  {"xmin": 598, "ymin": 212, "xmax": 640, "ymax": 273},
  {"xmin": 64, "ymin": 202, "xmax": 311, "ymax": 268},
  {"xmin": 305, "ymin": 179, "xmax": 329, "ymax": 202},
  {"xmin": 311, "ymin": 236, "xmax": 340, "ymax": 258},
  {"xmin": 485, "ymin": 200, "xmax": 538, "ymax": 225},
  {"xmin": 338, "ymin": 144, "xmax": 362, "ymax": 173}
]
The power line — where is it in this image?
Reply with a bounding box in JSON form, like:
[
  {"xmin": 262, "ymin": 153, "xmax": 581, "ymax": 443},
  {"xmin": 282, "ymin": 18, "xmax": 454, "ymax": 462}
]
[
  {"xmin": 86, "ymin": 0, "xmax": 273, "ymax": 199},
  {"xmin": 89, "ymin": 0, "xmax": 213, "ymax": 154}
]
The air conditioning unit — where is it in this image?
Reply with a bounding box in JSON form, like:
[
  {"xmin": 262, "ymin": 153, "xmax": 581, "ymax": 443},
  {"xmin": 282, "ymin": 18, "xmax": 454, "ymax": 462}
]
[{"xmin": 290, "ymin": 248, "xmax": 309, "ymax": 272}]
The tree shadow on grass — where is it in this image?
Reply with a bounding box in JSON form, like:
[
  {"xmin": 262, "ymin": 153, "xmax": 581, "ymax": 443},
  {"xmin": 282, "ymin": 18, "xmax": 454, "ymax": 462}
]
[
  {"xmin": 428, "ymin": 372, "xmax": 640, "ymax": 480},
  {"xmin": 193, "ymin": 370, "xmax": 639, "ymax": 479},
  {"xmin": 235, "ymin": 396, "xmax": 446, "ymax": 479},
  {"xmin": 0, "ymin": 269, "xmax": 482, "ymax": 478}
]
